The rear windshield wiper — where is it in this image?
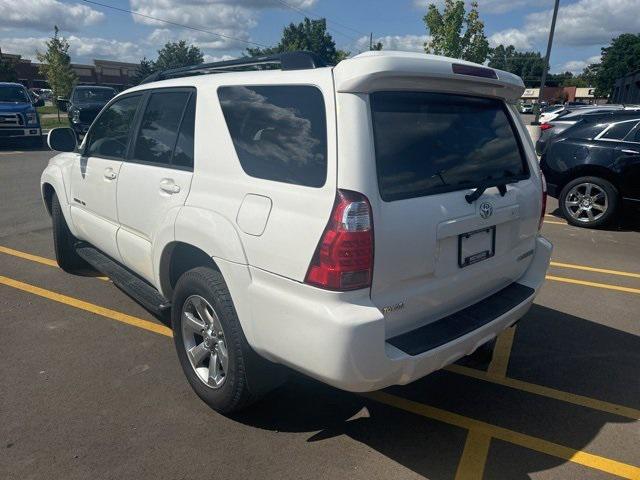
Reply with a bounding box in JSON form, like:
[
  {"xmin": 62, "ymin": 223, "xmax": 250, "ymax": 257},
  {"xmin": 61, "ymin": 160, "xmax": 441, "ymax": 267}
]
[{"xmin": 465, "ymin": 181, "xmax": 508, "ymax": 204}]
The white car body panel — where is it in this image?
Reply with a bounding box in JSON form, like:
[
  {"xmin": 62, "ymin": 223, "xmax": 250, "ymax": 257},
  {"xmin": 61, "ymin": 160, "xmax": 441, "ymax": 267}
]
[{"xmin": 41, "ymin": 51, "xmax": 552, "ymax": 392}]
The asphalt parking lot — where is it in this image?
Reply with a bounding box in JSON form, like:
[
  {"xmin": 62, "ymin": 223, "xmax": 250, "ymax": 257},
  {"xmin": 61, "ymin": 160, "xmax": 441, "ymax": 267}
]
[{"xmin": 1, "ymin": 145, "xmax": 639, "ymax": 480}]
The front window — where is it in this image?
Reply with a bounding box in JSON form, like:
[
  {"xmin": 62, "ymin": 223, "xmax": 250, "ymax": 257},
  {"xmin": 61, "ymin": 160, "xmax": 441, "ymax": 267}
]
[
  {"xmin": 72, "ymin": 87, "xmax": 116, "ymax": 103},
  {"xmin": 370, "ymin": 92, "xmax": 529, "ymax": 202},
  {"xmin": 0, "ymin": 86, "xmax": 30, "ymax": 103},
  {"xmin": 85, "ymin": 95, "xmax": 141, "ymax": 159}
]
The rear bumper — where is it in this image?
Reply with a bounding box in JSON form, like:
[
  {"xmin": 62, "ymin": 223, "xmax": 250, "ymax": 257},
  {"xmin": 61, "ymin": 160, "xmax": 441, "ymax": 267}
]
[{"xmin": 245, "ymin": 235, "xmax": 553, "ymax": 392}]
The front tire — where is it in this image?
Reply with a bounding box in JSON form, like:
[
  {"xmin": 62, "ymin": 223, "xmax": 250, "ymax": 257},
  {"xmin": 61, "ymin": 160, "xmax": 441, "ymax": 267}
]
[
  {"xmin": 172, "ymin": 267, "xmax": 265, "ymax": 413},
  {"xmin": 51, "ymin": 192, "xmax": 85, "ymax": 272},
  {"xmin": 559, "ymin": 176, "xmax": 619, "ymax": 228}
]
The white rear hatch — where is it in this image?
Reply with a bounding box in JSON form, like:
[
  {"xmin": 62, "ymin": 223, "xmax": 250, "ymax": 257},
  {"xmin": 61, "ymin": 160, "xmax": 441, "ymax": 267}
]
[{"xmin": 334, "ymin": 51, "xmax": 544, "ymax": 339}]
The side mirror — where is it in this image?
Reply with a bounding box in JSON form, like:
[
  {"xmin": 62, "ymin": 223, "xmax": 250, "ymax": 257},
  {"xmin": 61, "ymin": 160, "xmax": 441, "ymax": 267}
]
[
  {"xmin": 56, "ymin": 97, "xmax": 69, "ymax": 112},
  {"xmin": 34, "ymin": 98, "xmax": 45, "ymax": 108},
  {"xmin": 48, "ymin": 127, "xmax": 77, "ymax": 152}
]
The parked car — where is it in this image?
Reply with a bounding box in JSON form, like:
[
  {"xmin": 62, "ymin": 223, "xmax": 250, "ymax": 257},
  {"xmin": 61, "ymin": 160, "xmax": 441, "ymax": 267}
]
[
  {"xmin": 41, "ymin": 51, "xmax": 551, "ymax": 413},
  {"xmin": 540, "ymin": 114, "xmax": 640, "ymax": 227},
  {"xmin": 536, "ymin": 107, "xmax": 640, "ymax": 155},
  {"xmin": 64, "ymin": 85, "xmax": 117, "ymax": 136},
  {"xmin": 0, "ymin": 82, "xmax": 43, "ymax": 147},
  {"xmin": 520, "ymin": 103, "xmax": 533, "ymax": 114},
  {"xmin": 538, "ymin": 105, "xmax": 567, "ymax": 123}
]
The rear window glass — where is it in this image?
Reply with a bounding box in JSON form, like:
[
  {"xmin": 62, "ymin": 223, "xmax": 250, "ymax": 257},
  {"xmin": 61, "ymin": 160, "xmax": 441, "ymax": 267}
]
[
  {"xmin": 218, "ymin": 85, "xmax": 327, "ymax": 188},
  {"xmin": 600, "ymin": 121, "xmax": 638, "ymax": 140},
  {"xmin": 370, "ymin": 92, "xmax": 529, "ymax": 202}
]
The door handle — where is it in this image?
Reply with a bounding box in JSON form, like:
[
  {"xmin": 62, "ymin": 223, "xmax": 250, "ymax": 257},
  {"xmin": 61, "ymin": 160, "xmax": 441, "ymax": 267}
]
[
  {"xmin": 621, "ymin": 149, "xmax": 640, "ymax": 155},
  {"xmin": 103, "ymin": 168, "xmax": 117, "ymax": 180},
  {"xmin": 159, "ymin": 179, "xmax": 180, "ymax": 194}
]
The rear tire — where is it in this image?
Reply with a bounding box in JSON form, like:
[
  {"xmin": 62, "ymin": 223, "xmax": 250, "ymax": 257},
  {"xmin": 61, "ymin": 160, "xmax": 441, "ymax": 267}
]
[
  {"xmin": 51, "ymin": 192, "xmax": 85, "ymax": 272},
  {"xmin": 559, "ymin": 176, "xmax": 618, "ymax": 228},
  {"xmin": 172, "ymin": 267, "xmax": 273, "ymax": 413}
]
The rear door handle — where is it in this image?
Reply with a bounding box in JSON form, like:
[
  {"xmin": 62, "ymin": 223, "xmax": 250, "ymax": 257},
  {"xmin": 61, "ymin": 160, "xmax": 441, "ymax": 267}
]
[
  {"xmin": 159, "ymin": 179, "xmax": 180, "ymax": 194},
  {"xmin": 621, "ymin": 149, "xmax": 640, "ymax": 155},
  {"xmin": 103, "ymin": 168, "xmax": 117, "ymax": 180}
]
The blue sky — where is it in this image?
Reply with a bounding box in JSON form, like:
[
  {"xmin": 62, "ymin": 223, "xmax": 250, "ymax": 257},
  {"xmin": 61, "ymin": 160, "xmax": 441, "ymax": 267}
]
[{"xmin": 2, "ymin": 0, "xmax": 638, "ymax": 74}]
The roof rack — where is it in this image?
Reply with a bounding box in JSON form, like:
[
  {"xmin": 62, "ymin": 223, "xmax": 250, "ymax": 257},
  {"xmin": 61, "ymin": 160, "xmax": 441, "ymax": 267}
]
[{"xmin": 140, "ymin": 51, "xmax": 327, "ymax": 84}]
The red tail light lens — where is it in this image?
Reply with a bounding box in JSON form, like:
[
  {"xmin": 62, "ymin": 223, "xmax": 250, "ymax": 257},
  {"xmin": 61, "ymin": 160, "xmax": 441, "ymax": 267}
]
[
  {"xmin": 540, "ymin": 123, "xmax": 554, "ymax": 131},
  {"xmin": 539, "ymin": 172, "xmax": 547, "ymax": 231},
  {"xmin": 305, "ymin": 190, "xmax": 373, "ymax": 291}
]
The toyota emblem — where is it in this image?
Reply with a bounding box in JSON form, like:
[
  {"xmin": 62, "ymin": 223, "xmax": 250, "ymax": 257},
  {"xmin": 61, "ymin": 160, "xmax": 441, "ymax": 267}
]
[{"xmin": 479, "ymin": 202, "xmax": 493, "ymax": 219}]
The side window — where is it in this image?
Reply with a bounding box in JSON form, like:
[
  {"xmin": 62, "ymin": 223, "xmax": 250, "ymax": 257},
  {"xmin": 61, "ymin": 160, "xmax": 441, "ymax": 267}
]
[
  {"xmin": 133, "ymin": 91, "xmax": 191, "ymax": 166},
  {"xmin": 217, "ymin": 85, "xmax": 327, "ymax": 188},
  {"xmin": 172, "ymin": 94, "xmax": 196, "ymax": 169},
  {"xmin": 86, "ymin": 95, "xmax": 141, "ymax": 158},
  {"xmin": 601, "ymin": 121, "xmax": 637, "ymax": 140},
  {"xmin": 623, "ymin": 122, "xmax": 640, "ymax": 142}
]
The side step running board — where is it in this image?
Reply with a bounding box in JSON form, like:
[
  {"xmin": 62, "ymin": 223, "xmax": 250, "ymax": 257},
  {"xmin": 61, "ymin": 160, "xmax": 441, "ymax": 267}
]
[{"xmin": 75, "ymin": 243, "xmax": 171, "ymax": 315}]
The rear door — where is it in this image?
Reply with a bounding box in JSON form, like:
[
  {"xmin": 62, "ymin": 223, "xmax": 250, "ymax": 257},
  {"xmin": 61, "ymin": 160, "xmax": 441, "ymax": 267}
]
[
  {"xmin": 69, "ymin": 93, "xmax": 142, "ymax": 262},
  {"xmin": 615, "ymin": 121, "xmax": 640, "ymax": 200},
  {"xmin": 366, "ymin": 92, "xmax": 541, "ymax": 338},
  {"xmin": 116, "ymin": 88, "xmax": 196, "ymax": 282}
]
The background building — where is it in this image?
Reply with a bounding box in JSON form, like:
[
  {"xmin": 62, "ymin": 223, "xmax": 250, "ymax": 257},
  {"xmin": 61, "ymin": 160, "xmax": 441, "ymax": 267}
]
[{"xmin": 612, "ymin": 70, "xmax": 640, "ymax": 103}]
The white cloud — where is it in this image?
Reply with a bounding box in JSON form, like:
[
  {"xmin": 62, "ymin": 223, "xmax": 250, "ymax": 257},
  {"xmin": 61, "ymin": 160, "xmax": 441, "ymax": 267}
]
[
  {"xmin": 355, "ymin": 34, "xmax": 430, "ymax": 53},
  {"xmin": 559, "ymin": 55, "xmax": 601, "ymax": 74},
  {"xmin": 488, "ymin": 29, "xmax": 532, "ymax": 49},
  {"xmin": 129, "ymin": 0, "xmax": 318, "ymax": 51},
  {"xmin": 0, "ymin": 0, "xmax": 104, "ymax": 32},
  {"xmin": 490, "ymin": 0, "xmax": 640, "ymax": 49},
  {"xmin": 413, "ymin": 0, "xmax": 552, "ymax": 14}
]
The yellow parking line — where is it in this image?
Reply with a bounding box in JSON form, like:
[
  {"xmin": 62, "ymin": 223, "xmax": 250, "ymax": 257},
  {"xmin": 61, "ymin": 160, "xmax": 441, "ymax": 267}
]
[
  {"xmin": 544, "ymin": 220, "xmax": 568, "ymax": 225},
  {"xmin": 550, "ymin": 261, "xmax": 640, "ymax": 279},
  {"xmin": 0, "ymin": 275, "xmax": 172, "ymax": 337},
  {"xmin": 0, "ymin": 245, "xmax": 109, "ymax": 281},
  {"xmin": 488, "ymin": 327, "xmax": 516, "ymax": 377},
  {"xmin": 445, "ymin": 364, "xmax": 640, "ymax": 420},
  {"xmin": 365, "ymin": 391, "xmax": 640, "ymax": 480},
  {"xmin": 546, "ymin": 275, "xmax": 640, "ymax": 295},
  {"xmin": 454, "ymin": 430, "xmax": 491, "ymax": 480}
]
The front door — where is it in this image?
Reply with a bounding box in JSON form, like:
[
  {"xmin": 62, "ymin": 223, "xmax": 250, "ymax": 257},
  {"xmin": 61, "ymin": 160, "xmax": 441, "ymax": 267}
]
[
  {"xmin": 69, "ymin": 94, "xmax": 143, "ymax": 262},
  {"xmin": 116, "ymin": 89, "xmax": 196, "ymax": 282}
]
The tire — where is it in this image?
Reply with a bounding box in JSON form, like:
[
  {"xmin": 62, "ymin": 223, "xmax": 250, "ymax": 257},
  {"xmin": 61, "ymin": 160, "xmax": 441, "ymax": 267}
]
[
  {"xmin": 559, "ymin": 176, "xmax": 619, "ymax": 228},
  {"xmin": 51, "ymin": 192, "xmax": 86, "ymax": 272},
  {"xmin": 172, "ymin": 267, "xmax": 273, "ymax": 413}
]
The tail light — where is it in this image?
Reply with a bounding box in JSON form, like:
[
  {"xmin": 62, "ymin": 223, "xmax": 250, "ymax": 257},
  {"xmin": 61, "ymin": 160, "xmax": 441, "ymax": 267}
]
[
  {"xmin": 305, "ymin": 190, "xmax": 374, "ymax": 291},
  {"xmin": 540, "ymin": 123, "xmax": 554, "ymax": 131},
  {"xmin": 539, "ymin": 172, "xmax": 547, "ymax": 231}
]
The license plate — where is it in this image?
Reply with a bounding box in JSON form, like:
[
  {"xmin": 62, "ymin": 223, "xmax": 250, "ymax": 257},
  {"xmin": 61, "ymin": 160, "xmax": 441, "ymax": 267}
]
[{"xmin": 458, "ymin": 226, "xmax": 496, "ymax": 268}]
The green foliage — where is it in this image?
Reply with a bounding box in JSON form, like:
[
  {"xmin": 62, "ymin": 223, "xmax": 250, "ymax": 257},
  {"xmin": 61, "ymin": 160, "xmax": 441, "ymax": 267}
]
[
  {"xmin": 246, "ymin": 18, "xmax": 350, "ymax": 65},
  {"xmin": 591, "ymin": 33, "xmax": 640, "ymax": 97},
  {"xmin": 372, "ymin": 41, "xmax": 383, "ymax": 51},
  {"xmin": 132, "ymin": 57, "xmax": 156, "ymax": 85},
  {"xmin": 132, "ymin": 42, "xmax": 204, "ymax": 85},
  {"xmin": 423, "ymin": 0, "xmax": 489, "ymax": 64},
  {"xmin": 0, "ymin": 48, "xmax": 18, "ymax": 82},
  {"xmin": 488, "ymin": 45, "xmax": 545, "ymax": 87},
  {"xmin": 36, "ymin": 26, "xmax": 76, "ymax": 100}
]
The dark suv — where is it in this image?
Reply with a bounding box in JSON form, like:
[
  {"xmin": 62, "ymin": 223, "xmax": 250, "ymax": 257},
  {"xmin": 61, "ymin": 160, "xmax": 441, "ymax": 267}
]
[
  {"xmin": 540, "ymin": 114, "xmax": 640, "ymax": 228},
  {"xmin": 66, "ymin": 86, "xmax": 116, "ymax": 136}
]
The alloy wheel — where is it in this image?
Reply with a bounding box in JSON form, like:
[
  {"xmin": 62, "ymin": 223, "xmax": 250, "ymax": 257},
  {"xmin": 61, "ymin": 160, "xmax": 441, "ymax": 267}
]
[{"xmin": 564, "ymin": 182, "xmax": 608, "ymax": 224}]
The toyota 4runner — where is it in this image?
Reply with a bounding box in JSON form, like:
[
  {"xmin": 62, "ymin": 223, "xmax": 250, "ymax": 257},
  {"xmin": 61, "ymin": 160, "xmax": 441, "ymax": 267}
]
[{"xmin": 41, "ymin": 51, "xmax": 552, "ymax": 413}]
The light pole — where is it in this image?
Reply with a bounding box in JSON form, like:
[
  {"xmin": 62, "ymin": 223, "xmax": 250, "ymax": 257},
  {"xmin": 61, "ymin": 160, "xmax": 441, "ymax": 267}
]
[{"xmin": 534, "ymin": 0, "xmax": 560, "ymax": 124}]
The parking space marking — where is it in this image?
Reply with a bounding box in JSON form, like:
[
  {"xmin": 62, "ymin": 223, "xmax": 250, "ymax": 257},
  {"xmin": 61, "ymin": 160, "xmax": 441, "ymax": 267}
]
[
  {"xmin": 2, "ymin": 271, "xmax": 639, "ymax": 478},
  {"xmin": 549, "ymin": 261, "xmax": 640, "ymax": 279},
  {"xmin": 546, "ymin": 275, "xmax": 640, "ymax": 295},
  {"xmin": 488, "ymin": 326, "xmax": 516, "ymax": 377},
  {"xmin": 454, "ymin": 430, "xmax": 491, "ymax": 480},
  {"xmin": 445, "ymin": 364, "xmax": 640, "ymax": 420},
  {"xmin": 365, "ymin": 391, "xmax": 640, "ymax": 479},
  {"xmin": 544, "ymin": 220, "xmax": 568, "ymax": 225},
  {"xmin": 0, "ymin": 275, "xmax": 172, "ymax": 337}
]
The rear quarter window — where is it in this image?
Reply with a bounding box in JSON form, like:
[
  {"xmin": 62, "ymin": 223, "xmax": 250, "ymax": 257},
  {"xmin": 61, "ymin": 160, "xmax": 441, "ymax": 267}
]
[
  {"xmin": 370, "ymin": 92, "xmax": 529, "ymax": 202},
  {"xmin": 217, "ymin": 85, "xmax": 327, "ymax": 188}
]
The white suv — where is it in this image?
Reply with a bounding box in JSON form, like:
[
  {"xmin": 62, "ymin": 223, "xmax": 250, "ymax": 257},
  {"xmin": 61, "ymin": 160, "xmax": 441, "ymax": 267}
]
[{"xmin": 41, "ymin": 51, "xmax": 552, "ymax": 412}]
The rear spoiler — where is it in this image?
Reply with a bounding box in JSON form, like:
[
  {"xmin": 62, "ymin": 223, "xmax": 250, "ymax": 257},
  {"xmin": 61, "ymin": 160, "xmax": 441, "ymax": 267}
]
[{"xmin": 333, "ymin": 51, "xmax": 524, "ymax": 101}]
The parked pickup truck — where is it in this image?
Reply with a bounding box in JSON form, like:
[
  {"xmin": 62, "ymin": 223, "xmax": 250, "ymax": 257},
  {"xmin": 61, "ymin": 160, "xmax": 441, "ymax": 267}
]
[{"xmin": 0, "ymin": 82, "xmax": 43, "ymax": 147}]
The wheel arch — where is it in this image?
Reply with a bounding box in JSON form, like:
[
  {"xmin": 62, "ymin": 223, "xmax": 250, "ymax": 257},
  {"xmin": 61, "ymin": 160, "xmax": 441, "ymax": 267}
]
[{"xmin": 558, "ymin": 165, "xmax": 621, "ymax": 196}]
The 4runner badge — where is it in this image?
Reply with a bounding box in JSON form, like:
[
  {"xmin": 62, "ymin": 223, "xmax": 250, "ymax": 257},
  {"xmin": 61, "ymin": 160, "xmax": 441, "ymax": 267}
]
[{"xmin": 479, "ymin": 202, "xmax": 493, "ymax": 219}]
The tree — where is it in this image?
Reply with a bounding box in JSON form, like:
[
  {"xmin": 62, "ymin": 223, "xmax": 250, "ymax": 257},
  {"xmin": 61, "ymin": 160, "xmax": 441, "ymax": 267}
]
[
  {"xmin": 372, "ymin": 41, "xmax": 383, "ymax": 51},
  {"xmin": 36, "ymin": 26, "xmax": 76, "ymax": 100},
  {"xmin": 488, "ymin": 44, "xmax": 545, "ymax": 87},
  {"xmin": 0, "ymin": 48, "xmax": 18, "ymax": 82},
  {"xmin": 590, "ymin": 33, "xmax": 640, "ymax": 97},
  {"xmin": 423, "ymin": 0, "xmax": 489, "ymax": 64},
  {"xmin": 246, "ymin": 18, "xmax": 349, "ymax": 65},
  {"xmin": 132, "ymin": 57, "xmax": 155, "ymax": 84},
  {"xmin": 154, "ymin": 41, "xmax": 204, "ymax": 71}
]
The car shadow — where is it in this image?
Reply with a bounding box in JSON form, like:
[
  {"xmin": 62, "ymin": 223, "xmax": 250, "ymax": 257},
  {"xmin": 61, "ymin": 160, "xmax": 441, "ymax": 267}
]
[
  {"xmin": 227, "ymin": 304, "xmax": 638, "ymax": 479},
  {"xmin": 0, "ymin": 139, "xmax": 48, "ymax": 152},
  {"xmin": 548, "ymin": 206, "xmax": 640, "ymax": 232}
]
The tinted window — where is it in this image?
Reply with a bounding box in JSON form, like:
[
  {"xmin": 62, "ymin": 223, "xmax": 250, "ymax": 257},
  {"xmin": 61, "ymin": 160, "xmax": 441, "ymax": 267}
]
[
  {"xmin": 218, "ymin": 85, "xmax": 327, "ymax": 187},
  {"xmin": 370, "ymin": 92, "xmax": 528, "ymax": 202},
  {"xmin": 133, "ymin": 91, "xmax": 191, "ymax": 166},
  {"xmin": 0, "ymin": 86, "xmax": 30, "ymax": 103},
  {"xmin": 72, "ymin": 87, "xmax": 116, "ymax": 103},
  {"xmin": 86, "ymin": 95, "xmax": 141, "ymax": 158},
  {"xmin": 172, "ymin": 94, "xmax": 196, "ymax": 169},
  {"xmin": 632, "ymin": 125, "xmax": 640, "ymax": 143},
  {"xmin": 601, "ymin": 121, "xmax": 636, "ymax": 140}
]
